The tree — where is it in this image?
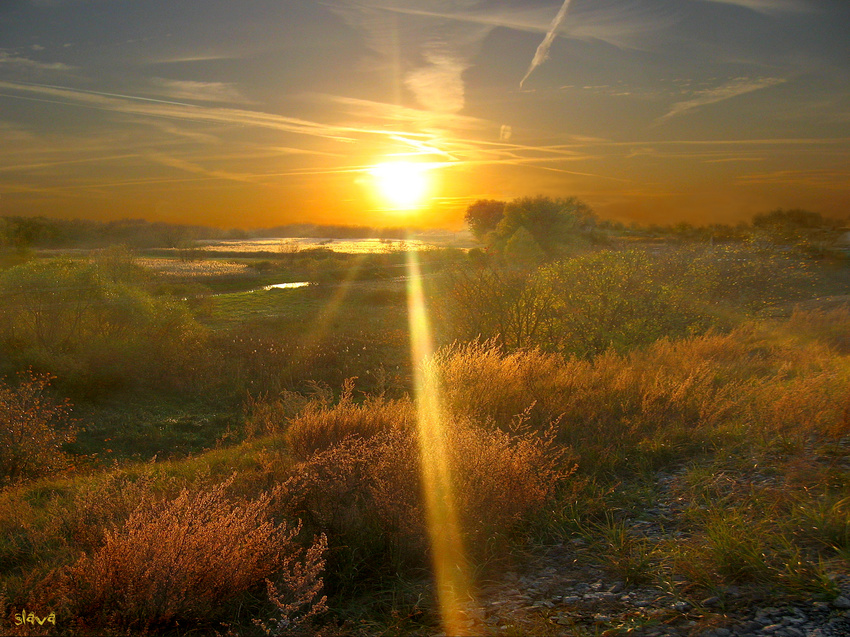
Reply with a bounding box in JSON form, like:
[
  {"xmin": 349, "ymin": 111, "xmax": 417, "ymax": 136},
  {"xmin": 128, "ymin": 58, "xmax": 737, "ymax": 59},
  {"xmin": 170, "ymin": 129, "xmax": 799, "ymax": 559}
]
[
  {"xmin": 503, "ymin": 226, "xmax": 545, "ymax": 268},
  {"xmin": 751, "ymin": 209, "xmax": 832, "ymax": 244},
  {"xmin": 464, "ymin": 199, "xmax": 505, "ymax": 240},
  {"xmin": 493, "ymin": 196, "xmax": 597, "ymax": 259}
]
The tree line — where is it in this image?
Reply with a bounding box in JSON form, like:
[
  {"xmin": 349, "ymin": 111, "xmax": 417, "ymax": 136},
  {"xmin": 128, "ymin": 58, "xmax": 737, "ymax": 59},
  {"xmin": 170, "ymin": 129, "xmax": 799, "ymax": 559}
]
[
  {"xmin": 465, "ymin": 196, "xmax": 849, "ymax": 262},
  {"xmin": 0, "ymin": 216, "xmax": 426, "ymax": 251}
]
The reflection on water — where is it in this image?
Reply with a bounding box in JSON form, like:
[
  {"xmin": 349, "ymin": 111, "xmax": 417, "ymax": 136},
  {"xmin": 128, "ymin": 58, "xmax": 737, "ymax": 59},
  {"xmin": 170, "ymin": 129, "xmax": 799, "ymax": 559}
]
[
  {"xmin": 199, "ymin": 238, "xmax": 427, "ymax": 254},
  {"xmin": 196, "ymin": 234, "xmax": 473, "ymax": 254},
  {"xmin": 261, "ymin": 282, "xmax": 310, "ymax": 291}
]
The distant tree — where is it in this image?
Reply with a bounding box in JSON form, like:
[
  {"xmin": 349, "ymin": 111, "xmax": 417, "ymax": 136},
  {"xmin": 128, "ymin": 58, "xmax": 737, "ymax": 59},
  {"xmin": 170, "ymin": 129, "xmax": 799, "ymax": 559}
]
[
  {"xmin": 464, "ymin": 199, "xmax": 506, "ymax": 240},
  {"xmin": 493, "ymin": 195, "xmax": 597, "ymax": 259},
  {"xmin": 751, "ymin": 208, "xmax": 832, "ymax": 244}
]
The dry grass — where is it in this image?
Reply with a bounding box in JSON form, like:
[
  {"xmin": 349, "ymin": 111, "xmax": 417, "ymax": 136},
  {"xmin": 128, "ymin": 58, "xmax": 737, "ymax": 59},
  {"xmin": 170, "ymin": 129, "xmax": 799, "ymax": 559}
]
[
  {"xmin": 3, "ymin": 303, "xmax": 850, "ymax": 631},
  {"xmin": 285, "ymin": 379, "xmax": 416, "ymax": 460},
  {"xmin": 431, "ymin": 316, "xmax": 850, "ymax": 472},
  {"xmin": 137, "ymin": 257, "xmax": 250, "ymax": 277},
  {"xmin": 244, "ymin": 382, "xmax": 334, "ymax": 439},
  {"xmin": 280, "ymin": 416, "xmax": 567, "ymax": 585}
]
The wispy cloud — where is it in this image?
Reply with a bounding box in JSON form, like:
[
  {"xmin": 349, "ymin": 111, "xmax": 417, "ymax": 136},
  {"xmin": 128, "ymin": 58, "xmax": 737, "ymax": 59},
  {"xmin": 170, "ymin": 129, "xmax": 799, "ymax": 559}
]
[
  {"xmin": 520, "ymin": 0, "xmax": 572, "ymax": 88},
  {"xmin": 329, "ymin": 1, "xmax": 497, "ymax": 114},
  {"xmin": 737, "ymin": 169, "xmax": 850, "ymax": 189},
  {"xmin": 0, "ymin": 81, "xmax": 364, "ymax": 141},
  {"xmin": 147, "ymin": 78, "xmax": 248, "ymax": 104},
  {"xmin": 310, "ymin": 94, "xmax": 486, "ymax": 131},
  {"xmin": 404, "ymin": 48, "xmax": 469, "ymax": 113},
  {"xmin": 656, "ymin": 76, "xmax": 786, "ymax": 123},
  {"xmin": 699, "ymin": 0, "xmax": 813, "ymax": 15},
  {"xmin": 0, "ymin": 51, "xmax": 74, "ymax": 72},
  {"xmin": 146, "ymin": 153, "xmax": 259, "ymax": 183}
]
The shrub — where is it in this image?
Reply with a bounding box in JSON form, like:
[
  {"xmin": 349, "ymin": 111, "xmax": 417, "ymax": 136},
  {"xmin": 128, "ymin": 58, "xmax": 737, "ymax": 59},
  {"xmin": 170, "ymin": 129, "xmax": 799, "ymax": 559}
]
[
  {"xmin": 53, "ymin": 476, "xmax": 326, "ymax": 632},
  {"xmin": 0, "ymin": 371, "xmax": 76, "ymax": 486},
  {"xmin": 0, "ymin": 258, "xmax": 208, "ymax": 396},
  {"xmin": 437, "ymin": 246, "xmax": 816, "ymax": 356},
  {"xmin": 285, "ymin": 379, "xmax": 415, "ymax": 460},
  {"xmin": 280, "ymin": 416, "xmax": 566, "ymax": 587}
]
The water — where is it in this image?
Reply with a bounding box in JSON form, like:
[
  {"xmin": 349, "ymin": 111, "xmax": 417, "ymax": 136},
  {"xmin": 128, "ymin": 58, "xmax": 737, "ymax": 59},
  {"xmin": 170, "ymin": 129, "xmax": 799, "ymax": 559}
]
[
  {"xmin": 260, "ymin": 282, "xmax": 310, "ymax": 291},
  {"xmin": 195, "ymin": 234, "xmax": 473, "ymax": 254}
]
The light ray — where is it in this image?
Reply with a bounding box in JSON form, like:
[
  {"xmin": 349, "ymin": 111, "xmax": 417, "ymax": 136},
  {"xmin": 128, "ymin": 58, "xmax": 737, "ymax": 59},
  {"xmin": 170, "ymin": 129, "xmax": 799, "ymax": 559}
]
[{"xmin": 405, "ymin": 247, "xmax": 477, "ymax": 636}]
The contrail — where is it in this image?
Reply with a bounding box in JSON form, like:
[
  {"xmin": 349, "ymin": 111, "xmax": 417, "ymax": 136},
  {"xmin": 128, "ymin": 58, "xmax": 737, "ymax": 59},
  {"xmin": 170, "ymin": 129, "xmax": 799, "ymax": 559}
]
[{"xmin": 520, "ymin": 0, "xmax": 572, "ymax": 88}]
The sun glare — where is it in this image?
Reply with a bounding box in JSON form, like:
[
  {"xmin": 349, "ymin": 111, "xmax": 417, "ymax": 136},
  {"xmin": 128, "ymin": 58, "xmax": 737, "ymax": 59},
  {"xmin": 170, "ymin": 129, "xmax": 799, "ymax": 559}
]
[{"xmin": 369, "ymin": 161, "xmax": 430, "ymax": 209}]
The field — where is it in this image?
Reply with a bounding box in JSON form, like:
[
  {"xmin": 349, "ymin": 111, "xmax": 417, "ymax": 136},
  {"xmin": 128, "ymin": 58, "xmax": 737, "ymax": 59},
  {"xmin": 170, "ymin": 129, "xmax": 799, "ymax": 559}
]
[{"xmin": 2, "ymin": 235, "xmax": 850, "ymax": 636}]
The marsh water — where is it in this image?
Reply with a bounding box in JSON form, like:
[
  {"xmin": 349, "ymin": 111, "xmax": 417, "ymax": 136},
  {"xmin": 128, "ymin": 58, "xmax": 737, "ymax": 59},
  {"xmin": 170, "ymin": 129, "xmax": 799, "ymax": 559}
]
[{"xmin": 196, "ymin": 233, "xmax": 473, "ymax": 254}]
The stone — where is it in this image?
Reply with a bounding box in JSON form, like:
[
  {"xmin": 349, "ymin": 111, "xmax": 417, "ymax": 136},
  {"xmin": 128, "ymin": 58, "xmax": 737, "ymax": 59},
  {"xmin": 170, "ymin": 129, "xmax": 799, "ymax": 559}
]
[{"xmin": 832, "ymin": 595, "xmax": 850, "ymax": 609}]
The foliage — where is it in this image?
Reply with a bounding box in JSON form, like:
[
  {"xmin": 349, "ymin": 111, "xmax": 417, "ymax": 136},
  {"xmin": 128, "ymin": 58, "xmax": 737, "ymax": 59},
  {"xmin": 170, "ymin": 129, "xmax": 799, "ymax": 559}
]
[
  {"xmin": 0, "ymin": 258, "xmax": 207, "ymax": 395},
  {"xmin": 438, "ymin": 245, "xmax": 816, "ymax": 356},
  {"xmin": 751, "ymin": 208, "xmax": 837, "ymax": 244},
  {"xmin": 430, "ymin": 320, "xmax": 850, "ymax": 467},
  {"xmin": 493, "ymin": 195, "xmax": 597, "ymax": 259},
  {"xmin": 285, "ymin": 379, "xmax": 415, "ymax": 460},
  {"xmin": 0, "ymin": 371, "xmax": 76, "ymax": 486},
  {"xmin": 280, "ymin": 414, "xmax": 566, "ymax": 587},
  {"xmin": 464, "ymin": 199, "xmax": 505, "ymax": 240},
  {"xmin": 503, "ymin": 225, "xmax": 545, "ymax": 267}
]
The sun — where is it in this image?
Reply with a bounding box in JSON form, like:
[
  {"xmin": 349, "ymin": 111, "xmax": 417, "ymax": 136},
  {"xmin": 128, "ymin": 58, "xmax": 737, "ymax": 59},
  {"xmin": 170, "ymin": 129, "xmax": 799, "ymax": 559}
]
[{"xmin": 369, "ymin": 161, "xmax": 430, "ymax": 209}]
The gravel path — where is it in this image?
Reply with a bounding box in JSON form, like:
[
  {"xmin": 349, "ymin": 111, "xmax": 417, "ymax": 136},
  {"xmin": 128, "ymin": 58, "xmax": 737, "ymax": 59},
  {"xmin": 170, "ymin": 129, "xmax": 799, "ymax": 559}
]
[{"xmin": 440, "ymin": 465, "xmax": 850, "ymax": 636}]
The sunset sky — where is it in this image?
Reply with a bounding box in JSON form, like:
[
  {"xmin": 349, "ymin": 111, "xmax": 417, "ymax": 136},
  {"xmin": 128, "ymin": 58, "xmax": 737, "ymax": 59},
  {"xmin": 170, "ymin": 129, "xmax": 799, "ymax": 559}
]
[{"xmin": 1, "ymin": 0, "xmax": 849, "ymax": 229}]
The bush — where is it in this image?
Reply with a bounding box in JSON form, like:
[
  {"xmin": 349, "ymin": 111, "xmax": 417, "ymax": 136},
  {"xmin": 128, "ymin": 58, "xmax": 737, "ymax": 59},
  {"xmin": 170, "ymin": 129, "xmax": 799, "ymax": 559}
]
[
  {"xmin": 280, "ymin": 416, "xmax": 566, "ymax": 587},
  {"xmin": 438, "ymin": 246, "xmax": 816, "ymax": 356},
  {"xmin": 0, "ymin": 258, "xmax": 208, "ymax": 395},
  {"xmin": 0, "ymin": 371, "xmax": 76, "ymax": 486},
  {"xmin": 53, "ymin": 476, "xmax": 326, "ymax": 632},
  {"xmin": 285, "ymin": 379, "xmax": 415, "ymax": 460}
]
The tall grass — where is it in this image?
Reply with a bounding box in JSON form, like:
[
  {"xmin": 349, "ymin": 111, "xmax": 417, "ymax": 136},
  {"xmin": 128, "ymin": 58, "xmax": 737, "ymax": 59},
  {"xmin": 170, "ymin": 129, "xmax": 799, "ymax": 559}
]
[{"xmin": 431, "ymin": 316, "xmax": 850, "ymax": 473}]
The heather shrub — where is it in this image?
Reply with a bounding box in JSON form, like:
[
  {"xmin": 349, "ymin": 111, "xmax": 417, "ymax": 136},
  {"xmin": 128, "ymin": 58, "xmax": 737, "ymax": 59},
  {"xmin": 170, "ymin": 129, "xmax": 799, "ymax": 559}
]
[
  {"xmin": 52, "ymin": 476, "xmax": 326, "ymax": 632},
  {"xmin": 285, "ymin": 379, "xmax": 415, "ymax": 460},
  {"xmin": 0, "ymin": 371, "xmax": 76, "ymax": 486},
  {"xmin": 52, "ymin": 474, "xmax": 167, "ymax": 554}
]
